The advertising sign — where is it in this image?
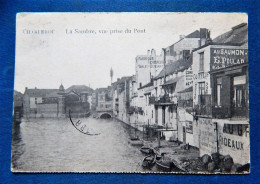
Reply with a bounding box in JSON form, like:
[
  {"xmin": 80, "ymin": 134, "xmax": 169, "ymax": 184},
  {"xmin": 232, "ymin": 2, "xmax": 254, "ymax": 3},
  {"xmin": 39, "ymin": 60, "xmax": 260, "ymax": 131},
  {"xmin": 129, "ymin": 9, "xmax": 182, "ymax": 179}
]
[
  {"xmin": 199, "ymin": 118, "xmax": 217, "ymax": 156},
  {"xmin": 186, "ymin": 121, "xmax": 193, "ymax": 134},
  {"xmin": 210, "ymin": 48, "xmax": 248, "ymax": 70}
]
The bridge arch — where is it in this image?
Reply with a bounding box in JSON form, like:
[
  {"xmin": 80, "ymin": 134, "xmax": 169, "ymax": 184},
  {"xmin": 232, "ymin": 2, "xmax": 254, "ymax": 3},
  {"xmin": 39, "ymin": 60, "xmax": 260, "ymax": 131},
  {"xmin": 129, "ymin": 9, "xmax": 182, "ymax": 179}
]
[{"xmin": 99, "ymin": 113, "xmax": 112, "ymax": 119}]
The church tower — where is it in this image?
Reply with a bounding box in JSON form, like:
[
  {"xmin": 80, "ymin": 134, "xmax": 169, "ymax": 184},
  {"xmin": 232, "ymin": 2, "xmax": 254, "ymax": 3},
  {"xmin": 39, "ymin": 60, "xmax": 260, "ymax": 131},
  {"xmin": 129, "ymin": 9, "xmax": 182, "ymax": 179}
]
[{"xmin": 57, "ymin": 83, "xmax": 66, "ymax": 118}]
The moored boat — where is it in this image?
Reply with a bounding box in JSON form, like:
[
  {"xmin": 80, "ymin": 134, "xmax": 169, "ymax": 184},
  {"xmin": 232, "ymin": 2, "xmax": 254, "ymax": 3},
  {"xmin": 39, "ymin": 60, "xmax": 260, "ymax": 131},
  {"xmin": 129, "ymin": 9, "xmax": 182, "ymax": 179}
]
[
  {"xmin": 128, "ymin": 138, "xmax": 143, "ymax": 146},
  {"xmin": 140, "ymin": 146, "xmax": 154, "ymax": 154},
  {"xmin": 155, "ymin": 159, "xmax": 173, "ymax": 172},
  {"xmin": 142, "ymin": 155, "xmax": 156, "ymax": 168}
]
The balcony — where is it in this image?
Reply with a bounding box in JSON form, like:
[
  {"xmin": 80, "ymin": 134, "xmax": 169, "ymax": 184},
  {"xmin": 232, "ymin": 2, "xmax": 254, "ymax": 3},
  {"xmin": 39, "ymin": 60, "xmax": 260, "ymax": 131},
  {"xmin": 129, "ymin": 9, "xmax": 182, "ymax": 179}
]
[
  {"xmin": 149, "ymin": 95, "xmax": 176, "ymax": 106},
  {"xmin": 149, "ymin": 96, "xmax": 156, "ymax": 104},
  {"xmin": 212, "ymin": 106, "xmax": 231, "ymax": 119},
  {"xmin": 178, "ymin": 99, "xmax": 193, "ymax": 108},
  {"xmin": 194, "ymin": 95, "xmax": 233, "ymax": 118},
  {"xmin": 194, "ymin": 95, "xmax": 212, "ymax": 117}
]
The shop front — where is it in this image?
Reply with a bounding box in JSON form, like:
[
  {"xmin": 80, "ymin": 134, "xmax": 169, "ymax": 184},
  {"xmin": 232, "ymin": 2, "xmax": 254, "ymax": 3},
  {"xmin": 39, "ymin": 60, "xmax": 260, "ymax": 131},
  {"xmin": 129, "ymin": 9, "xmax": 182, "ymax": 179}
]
[{"xmin": 210, "ymin": 47, "xmax": 248, "ymax": 119}]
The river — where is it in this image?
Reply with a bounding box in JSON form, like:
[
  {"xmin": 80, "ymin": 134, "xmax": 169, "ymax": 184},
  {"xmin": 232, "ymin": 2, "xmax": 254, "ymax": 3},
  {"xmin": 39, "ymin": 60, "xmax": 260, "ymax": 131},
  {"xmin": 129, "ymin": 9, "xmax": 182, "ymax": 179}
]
[{"xmin": 11, "ymin": 117, "xmax": 154, "ymax": 172}]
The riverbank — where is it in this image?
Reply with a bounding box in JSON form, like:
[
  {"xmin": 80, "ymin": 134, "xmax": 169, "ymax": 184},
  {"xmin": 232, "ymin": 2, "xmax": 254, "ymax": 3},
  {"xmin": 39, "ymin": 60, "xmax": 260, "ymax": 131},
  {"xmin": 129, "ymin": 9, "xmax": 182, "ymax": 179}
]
[{"xmin": 112, "ymin": 116, "xmax": 250, "ymax": 173}]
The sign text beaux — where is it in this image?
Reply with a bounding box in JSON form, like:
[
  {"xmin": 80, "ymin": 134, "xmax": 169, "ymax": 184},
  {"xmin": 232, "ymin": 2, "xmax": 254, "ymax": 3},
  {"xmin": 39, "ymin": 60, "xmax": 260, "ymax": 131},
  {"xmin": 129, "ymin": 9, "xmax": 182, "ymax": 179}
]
[{"xmin": 210, "ymin": 48, "xmax": 248, "ymax": 70}]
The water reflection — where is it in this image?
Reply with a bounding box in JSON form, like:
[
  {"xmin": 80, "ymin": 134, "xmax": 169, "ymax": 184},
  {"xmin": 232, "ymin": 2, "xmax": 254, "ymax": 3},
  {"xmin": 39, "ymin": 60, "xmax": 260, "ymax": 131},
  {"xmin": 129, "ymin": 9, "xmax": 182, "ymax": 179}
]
[{"xmin": 11, "ymin": 118, "xmax": 147, "ymax": 172}]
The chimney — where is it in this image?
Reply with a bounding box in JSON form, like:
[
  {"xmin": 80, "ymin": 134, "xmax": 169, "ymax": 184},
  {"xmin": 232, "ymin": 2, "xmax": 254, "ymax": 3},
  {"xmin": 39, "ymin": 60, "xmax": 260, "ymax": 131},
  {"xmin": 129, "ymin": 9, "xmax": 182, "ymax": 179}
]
[
  {"xmin": 199, "ymin": 28, "xmax": 207, "ymax": 46},
  {"xmin": 151, "ymin": 49, "xmax": 156, "ymax": 60},
  {"xmin": 147, "ymin": 49, "xmax": 150, "ymax": 56}
]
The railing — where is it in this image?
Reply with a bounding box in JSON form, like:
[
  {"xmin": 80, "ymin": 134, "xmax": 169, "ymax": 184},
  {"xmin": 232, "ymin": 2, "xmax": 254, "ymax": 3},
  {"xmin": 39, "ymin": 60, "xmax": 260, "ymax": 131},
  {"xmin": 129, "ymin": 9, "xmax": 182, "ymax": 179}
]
[
  {"xmin": 195, "ymin": 94, "xmax": 212, "ymax": 117},
  {"xmin": 194, "ymin": 104, "xmax": 212, "ymax": 117},
  {"xmin": 212, "ymin": 106, "xmax": 231, "ymax": 119},
  {"xmin": 178, "ymin": 99, "xmax": 193, "ymax": 108},
  {"xmin": 96, "ymin": 107, "xmax": 113, "ymax": 112},
  {"xmin": 149, "ymin": 95, "xmax": 175, "ymax": 105}
]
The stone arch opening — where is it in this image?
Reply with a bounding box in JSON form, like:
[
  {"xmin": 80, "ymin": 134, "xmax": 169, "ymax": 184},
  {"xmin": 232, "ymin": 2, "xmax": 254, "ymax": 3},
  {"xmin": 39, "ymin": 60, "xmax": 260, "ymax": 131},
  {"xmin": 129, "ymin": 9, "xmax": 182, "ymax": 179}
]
[{"xmin": 100, "ymin": 113, "xmax": 112, "ymax": 119}]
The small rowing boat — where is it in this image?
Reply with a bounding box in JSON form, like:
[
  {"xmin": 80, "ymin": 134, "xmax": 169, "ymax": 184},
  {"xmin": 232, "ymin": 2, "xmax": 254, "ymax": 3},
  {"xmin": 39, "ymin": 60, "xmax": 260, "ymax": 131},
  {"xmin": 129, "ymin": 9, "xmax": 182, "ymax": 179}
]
[
  {"xmin": 140, "ymin": 146, "xmax": 154, "ymax": 154},
  {"xmin": 142, "ymin": 155, "xmax": 156, "ymax": 168}
]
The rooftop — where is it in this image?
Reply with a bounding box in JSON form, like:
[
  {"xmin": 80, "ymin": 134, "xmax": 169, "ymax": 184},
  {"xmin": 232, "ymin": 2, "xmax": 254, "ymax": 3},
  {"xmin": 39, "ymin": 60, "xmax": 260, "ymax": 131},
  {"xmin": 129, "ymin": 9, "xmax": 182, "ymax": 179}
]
[
  {"xmin": 154, "ymin": 56, "xmax": 192, "ymax": 80},
  {"xmin": 24, "ymin": 88, "xmax": 59, "ymax": 97},
  {"xmin": 213, "ymin": 23, "xmax": 248, "ymax": 45}
]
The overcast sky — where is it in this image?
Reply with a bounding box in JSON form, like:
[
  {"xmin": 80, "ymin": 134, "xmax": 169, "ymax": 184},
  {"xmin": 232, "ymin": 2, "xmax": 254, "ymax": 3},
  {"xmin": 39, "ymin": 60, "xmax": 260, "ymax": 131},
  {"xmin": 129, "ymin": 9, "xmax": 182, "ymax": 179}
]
[{"xmin": 15, "ymin": 13, "xmax": 247, "ymax": 92}]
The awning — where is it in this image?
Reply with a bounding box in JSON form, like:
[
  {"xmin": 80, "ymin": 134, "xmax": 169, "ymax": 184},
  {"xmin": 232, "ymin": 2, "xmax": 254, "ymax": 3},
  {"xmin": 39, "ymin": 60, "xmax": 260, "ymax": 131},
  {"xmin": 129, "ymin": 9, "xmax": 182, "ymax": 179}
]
[
  {"xmin": 156, "ymin": 129, "xmax": 177, "ymax": 131},
  {"xmin": 178, "ymin": 86, "xmax": 193, "ymax": 93},
  {"xmin": 161, "ymin": 76, "xmax": 182, "ymax": 86},
  {"xmin": 144, "ymin": 92, "xmax": 151, "ymax": 95}
]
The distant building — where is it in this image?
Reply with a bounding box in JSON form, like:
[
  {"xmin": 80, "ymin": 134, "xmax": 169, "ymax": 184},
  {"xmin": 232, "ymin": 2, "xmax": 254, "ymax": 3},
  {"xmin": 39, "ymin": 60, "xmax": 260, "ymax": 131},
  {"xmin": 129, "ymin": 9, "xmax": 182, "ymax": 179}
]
[
  {"xmin": 93, "ymin": 87, "xmax": 113, "ymax": 118},
  {"xmin": 13, "ymin": 90, "xmax": 23, "ymax": 122},
  {"xmin": 23, "ymin": 84, "xmax": 93, "ymax": 118},
  {"xmin": 112, "ymin": 76, "xmax": 132, "ymax": 123}
]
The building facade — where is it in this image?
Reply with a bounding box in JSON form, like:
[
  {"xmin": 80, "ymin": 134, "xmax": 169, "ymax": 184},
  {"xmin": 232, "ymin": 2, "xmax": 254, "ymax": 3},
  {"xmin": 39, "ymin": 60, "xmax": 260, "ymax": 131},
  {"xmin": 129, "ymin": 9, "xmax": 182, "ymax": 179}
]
[
  {"xmin": 192, "ymin": 23, "xmax": 249, "ymax": 164},
  {"xmin": 23, "ymin": 84, "xmax": 92, "ymax": 118}
]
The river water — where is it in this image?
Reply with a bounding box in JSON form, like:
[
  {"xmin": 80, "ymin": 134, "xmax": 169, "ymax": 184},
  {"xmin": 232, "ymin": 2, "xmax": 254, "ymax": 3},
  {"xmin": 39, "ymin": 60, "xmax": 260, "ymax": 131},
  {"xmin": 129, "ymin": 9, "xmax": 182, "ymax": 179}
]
[{"xmin": 11, "ymin": 118, "xmax": 150, "ymax": 172}]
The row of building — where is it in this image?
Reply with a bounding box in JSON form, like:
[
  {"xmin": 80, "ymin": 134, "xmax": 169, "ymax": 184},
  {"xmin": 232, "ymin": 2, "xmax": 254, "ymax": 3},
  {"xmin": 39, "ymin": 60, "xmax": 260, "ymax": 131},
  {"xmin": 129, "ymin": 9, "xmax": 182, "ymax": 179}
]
[
  {"xmin": 13, "ymin": 23, "xmax": 249, "ymax": 165},
  {"xmin": 93, "ymin": 23, "xmax": 249, "ymax": 165},
  {"xmin": 13, "ymin": 85, "xmax": 93, "ymax": 119}
]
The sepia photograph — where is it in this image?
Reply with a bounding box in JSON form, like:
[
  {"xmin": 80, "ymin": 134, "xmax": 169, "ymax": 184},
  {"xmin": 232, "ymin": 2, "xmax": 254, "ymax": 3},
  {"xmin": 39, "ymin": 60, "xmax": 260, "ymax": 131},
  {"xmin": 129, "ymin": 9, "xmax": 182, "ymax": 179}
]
[{"xmin": 12, "ymin": 13, "xmax": 249, "ymax": 173}]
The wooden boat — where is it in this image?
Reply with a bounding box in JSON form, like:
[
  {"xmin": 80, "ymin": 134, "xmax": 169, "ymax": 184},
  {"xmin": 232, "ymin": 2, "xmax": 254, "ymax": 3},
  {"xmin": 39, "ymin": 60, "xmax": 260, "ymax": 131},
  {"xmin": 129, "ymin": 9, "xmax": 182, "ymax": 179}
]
[
  {"xmin": 128, "ymin": 138, "xmax": 143, "ymax": 146},
  {"xmin": 142, "ymin": 155, "xmax": 156, "ymax": 168},
  {"xmin": 155, "ymin": 159, "xmax": 173, "ymax": 172},
  {"xmin": 129, "ymin": 136, "xmax": 139, "ymax": 141},
  {"xmin": 171, "ymin": 159, "xmax": 187, "ymax": 172},
  {"xmin": 140, "ymin": 146, "xmax": 154, "ymax": 154}
]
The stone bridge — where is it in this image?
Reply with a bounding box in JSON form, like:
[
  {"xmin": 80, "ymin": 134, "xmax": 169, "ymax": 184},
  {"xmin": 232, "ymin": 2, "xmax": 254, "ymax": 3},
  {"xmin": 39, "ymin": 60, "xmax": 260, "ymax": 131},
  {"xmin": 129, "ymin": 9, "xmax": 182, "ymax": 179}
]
[{"xmin": 95, "ymin": 110, "xmax": 113, "ymax": 119}]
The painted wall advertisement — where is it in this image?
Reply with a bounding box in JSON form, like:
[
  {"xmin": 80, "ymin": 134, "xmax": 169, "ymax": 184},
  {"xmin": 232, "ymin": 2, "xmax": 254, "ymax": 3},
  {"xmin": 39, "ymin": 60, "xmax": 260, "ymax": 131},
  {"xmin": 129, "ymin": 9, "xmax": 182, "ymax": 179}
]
[
  {"xmin": 185, "ymin": 121, "xmax": 193, "ymax": 134},
  {"xmin": 199, "ymin": 118, "xmax": 217, "ymax": 156},
  {"xmin": 210, "ymin": 48, "xmax": 248, "ymax": 70},
  {"xmin": 217, "ymin": 123, "xmax": 250, "ymax": 164}
]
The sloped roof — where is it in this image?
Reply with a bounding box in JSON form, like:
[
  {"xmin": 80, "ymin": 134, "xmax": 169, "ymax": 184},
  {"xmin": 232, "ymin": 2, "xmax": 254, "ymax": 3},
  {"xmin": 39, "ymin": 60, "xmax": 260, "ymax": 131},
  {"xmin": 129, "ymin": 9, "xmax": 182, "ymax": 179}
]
[
  {"xmin": 213, "ymin": 23, "xmax": 248, "ymax": 45},
  {"xmin": 161, "ymin": 76, "xmax": 182, "ymax": 86},
  {"xmin": 139, "ymin": 80, "xmax": 153, "ymax": 90},
  {"xmin": 154, "ymin": 56, "xmax": 192, "ymax": 80},
  {"xmin": 13, "ymin": 90, "xmax": 23, "ymax": 107},
  {"xmin": 24, "ymin": 89, "xmax": 59, "ymax": 97},
  {"xmin": 113, "ymin": 76, "xmax": 132, "ymax": 85},
  {"xmin": 14, "ymin": 90, "xmax": 23, "ymax": 98},
  {"xmin": 185, "ymin": 30, "xmax": 200, "ymax": 38},
  {"xmin": 178, "ymin": 86, "xmax": 193, "ymax": 93},
  {"xmin": 66, "ymin": 85, "xmax": 93, "ymax": 94}
]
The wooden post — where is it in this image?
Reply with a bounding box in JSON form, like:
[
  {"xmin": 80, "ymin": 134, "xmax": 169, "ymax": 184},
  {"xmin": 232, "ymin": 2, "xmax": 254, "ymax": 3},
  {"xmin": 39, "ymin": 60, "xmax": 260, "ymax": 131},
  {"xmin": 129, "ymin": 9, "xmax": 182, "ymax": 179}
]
[
  {"xmin": 147, "ymin": 122, "xmax": 149, "ymax": 141},
  {"xmin": 143, "ymin": 123, "xmax": 145, "ymax": 140},
  {"xmin": 158, "ymin": 130, "xmax": 161, "ymax": 148}
]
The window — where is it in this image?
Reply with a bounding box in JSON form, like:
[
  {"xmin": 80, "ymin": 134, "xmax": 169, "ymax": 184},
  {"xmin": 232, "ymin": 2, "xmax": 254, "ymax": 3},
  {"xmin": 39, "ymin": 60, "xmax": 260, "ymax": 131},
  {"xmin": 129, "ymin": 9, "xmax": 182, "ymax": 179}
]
[
  {"xmin": 199, "ymin": 52, "xmax": 204, "ymax": 72},
  {"xmin": 183, "ymin": 50, "xmax": 190, "ymax": 58},
  {"xmin": 216, "ymin": 77, "xmax": 222, "ymax": 106},
  {"xmin": 232, "ymin": 75, "xmax": 248, "ymax": 117},
  {"xmin": 198, "ymin": 82, "xmax": 205, "ymax": 95},
  {"xmin": 233, "ymin": 75, "xmax": 246, "ymax": 108},
  {"xmin": 35, "ymin": 98, "xmax": 37, "ymax": 104}
]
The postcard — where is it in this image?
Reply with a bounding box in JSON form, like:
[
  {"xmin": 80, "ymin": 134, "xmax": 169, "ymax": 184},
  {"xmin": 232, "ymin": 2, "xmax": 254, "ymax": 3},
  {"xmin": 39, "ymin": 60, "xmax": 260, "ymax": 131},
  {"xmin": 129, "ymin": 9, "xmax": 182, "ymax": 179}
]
[{"xmin": 12, "ymin": 13, "xmax": 249, "ymax": 173}]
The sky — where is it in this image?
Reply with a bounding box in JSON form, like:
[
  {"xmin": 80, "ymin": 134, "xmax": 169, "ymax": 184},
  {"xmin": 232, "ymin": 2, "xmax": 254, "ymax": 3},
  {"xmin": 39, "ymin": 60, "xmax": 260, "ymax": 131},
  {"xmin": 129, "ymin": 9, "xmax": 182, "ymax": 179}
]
[{"xmin": 15, "ymin": 13, "xmax": 247, "ymax": 92}]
